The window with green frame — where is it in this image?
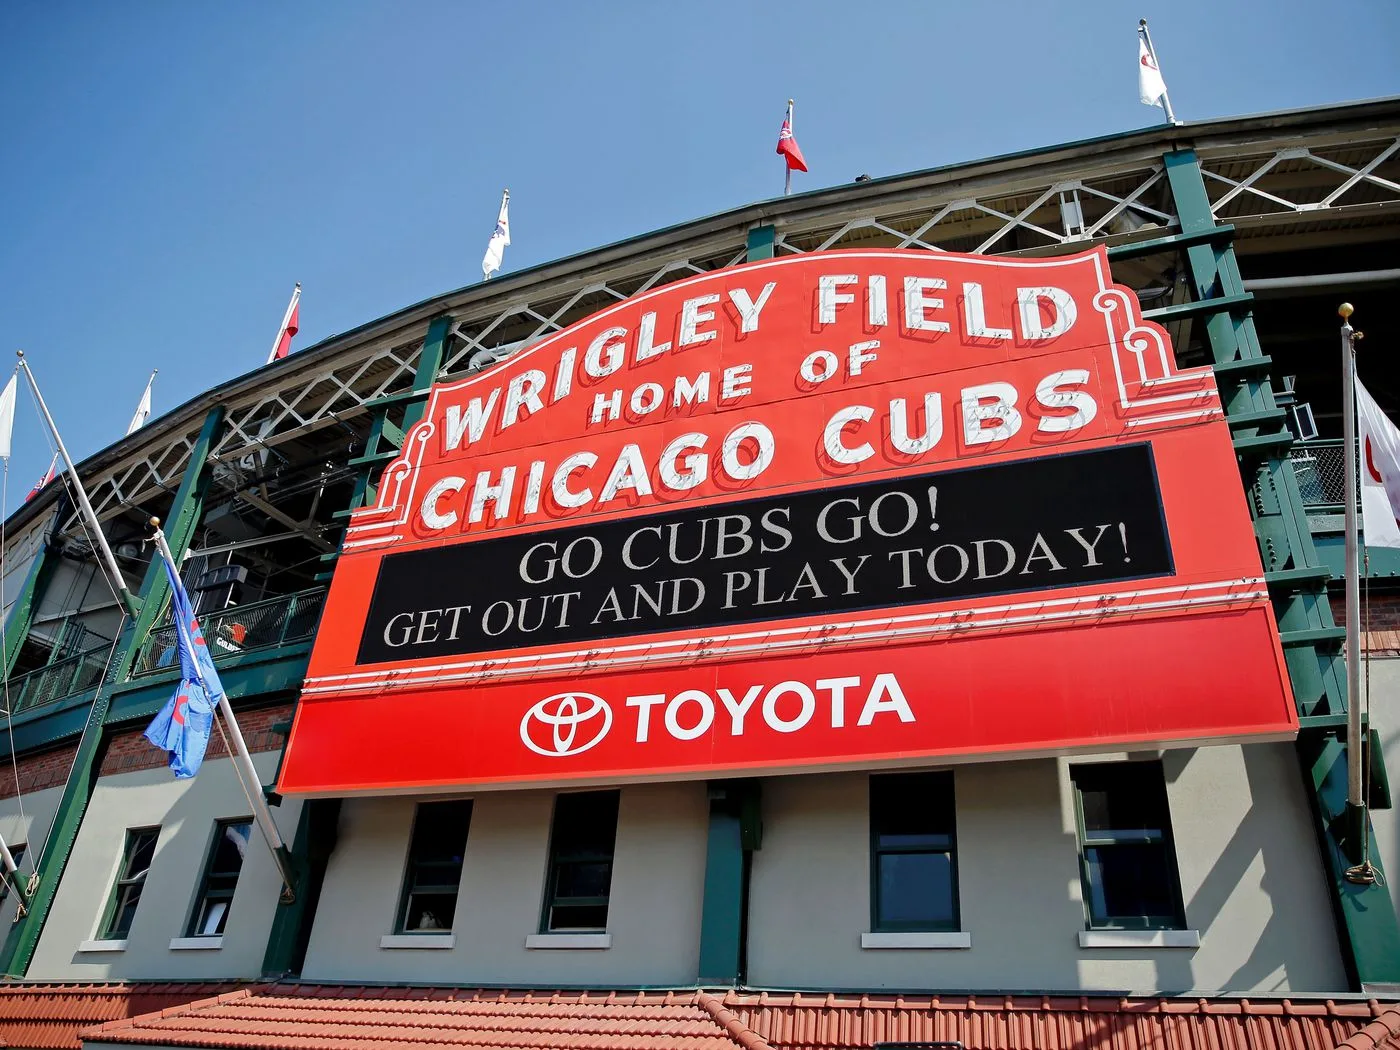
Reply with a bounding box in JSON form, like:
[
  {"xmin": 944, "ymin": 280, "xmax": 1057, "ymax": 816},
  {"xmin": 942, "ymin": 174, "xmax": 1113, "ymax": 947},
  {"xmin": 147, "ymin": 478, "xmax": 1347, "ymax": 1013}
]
[
  {"xmin": 186, "ymin": 819, "xmax": 252, "ymax": 937},
  {"xmin": 870, "ymin": 771, "xmax": 958, "ymax": 932},
  {"xmin": 395, "ymin": 799, "xmax": 472, "ymax": 933},
  {"xmin": 541, "ymin": 790, "xmax": 619, "ymax": 933},
  {"xmin": 1070, "ymin": 761, "xmax": 1186, "ymax": 930},
  {"xmin": 0, "ymin": 843, "xmax": 25, "ymax": 903},
  {"xmin": 99, "ymin": 827, "xmax": 160, "ymax": 940}
]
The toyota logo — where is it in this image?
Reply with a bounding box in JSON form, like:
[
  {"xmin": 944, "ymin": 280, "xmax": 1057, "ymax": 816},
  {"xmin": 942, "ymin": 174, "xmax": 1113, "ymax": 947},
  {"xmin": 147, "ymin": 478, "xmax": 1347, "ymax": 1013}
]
[{"xmin": 520, "ymin": 692, "xmax": 613, "ymax": 757}]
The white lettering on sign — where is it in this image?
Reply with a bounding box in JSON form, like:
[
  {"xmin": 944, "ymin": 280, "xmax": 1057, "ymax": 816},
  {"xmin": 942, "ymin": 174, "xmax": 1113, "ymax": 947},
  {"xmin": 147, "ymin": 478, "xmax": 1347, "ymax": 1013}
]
[{"xmin": 567, "ymin": 671, "xmax": 916, "ymax": 750}]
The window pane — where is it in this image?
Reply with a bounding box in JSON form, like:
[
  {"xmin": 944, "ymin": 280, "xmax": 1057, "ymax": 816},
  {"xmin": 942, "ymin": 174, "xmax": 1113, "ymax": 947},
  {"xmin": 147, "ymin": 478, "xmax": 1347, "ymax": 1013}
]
[
  {"xmin": 1073, "ymin": 762, "xmax": 1183, "ymax": 929},
  {"xmin": 403, "ymin": 893, "xmax": 456, "ymax": 931},
  {"xmin": 407, "ymin": 800, "xmax": 472, "ymax": 864},
  {"xmin": 1084, "ymin": 843, "xmax": 1178, "ymax": 925},
  {"xmin": 196, "ymin": 899, "xmax": 230, "ymax": 936},
  {"xmin": 871, "ymin": 772, "xmax": 954, "ymax": 847},
  {"xmin": 877, "ymin": 852, "xmax": 955, "ymax": 927},
  {"xmin": 555, "ymin": 860, "xmax": 612, "ymax": 899},
  {"xmin": 543, "ymin": 791, "xmax": 620, "ymax": 933},
  {"xmin": 395, "ymin": 800, "xmax": 472, "ymax": 933},
  {"xmin": 1076, "ymin": 764, "xmax": 1169, "ymax": 834},
  {"xmin": 187, "ymin": 821, "xmax": 251, "ymax": 937},
  {"xmin": 549, "ymin": 903, "xmax": 609, "ymax": 931},
  {"xmin": 550, "ymin": 791, "xmax": 619, "ymax": 856},
  {"xmin": 111, "ymin": 888, "xmax": 141, "ymax": 938},
  {"xmin": 209, "ymin": 822, "xmax": 251, "ymax": 874},
  {"xmin": 125, "ymin": 830, "xmax": 158, "ymax": 880}
]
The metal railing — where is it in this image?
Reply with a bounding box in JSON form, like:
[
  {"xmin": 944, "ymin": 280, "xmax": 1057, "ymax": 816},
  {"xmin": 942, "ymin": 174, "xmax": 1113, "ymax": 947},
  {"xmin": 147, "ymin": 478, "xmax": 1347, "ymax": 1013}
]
[
  {"xmin": 133, "ymin": 587, "xmax": 326, "ymax": 677},
  {"xmin": 4, "ymin": 643, "xmax": 112, "ymax": 714},
  {"xmin": 1289, "ymin": 439, "xmax": 1350, "ymax": 509}
]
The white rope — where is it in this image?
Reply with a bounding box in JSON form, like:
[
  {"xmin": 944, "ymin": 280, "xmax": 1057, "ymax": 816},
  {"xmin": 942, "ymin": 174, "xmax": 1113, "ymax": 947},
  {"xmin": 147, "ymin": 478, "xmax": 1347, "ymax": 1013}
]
[{"xmin": 0, "ymin": 454, "xmax": 35, "ymax": 875}]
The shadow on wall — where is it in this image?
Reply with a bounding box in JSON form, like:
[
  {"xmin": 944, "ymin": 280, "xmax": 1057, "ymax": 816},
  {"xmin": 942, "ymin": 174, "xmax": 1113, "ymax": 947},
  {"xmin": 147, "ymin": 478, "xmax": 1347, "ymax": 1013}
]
[{"xmin": 1165, "ymin": 745, "xmax": 1344, "ymax": 993}]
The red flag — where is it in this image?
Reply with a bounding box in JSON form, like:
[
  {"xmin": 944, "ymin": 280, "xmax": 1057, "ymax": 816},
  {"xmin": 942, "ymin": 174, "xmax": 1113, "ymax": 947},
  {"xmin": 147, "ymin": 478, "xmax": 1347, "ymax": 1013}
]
[
  {"xmin": 776, "ymin": 106, "xmax": 807, "ymax": 173},
  {"xmin": 272, "ymin": 299, "xmax": 299, "ymax": 361},
  {"xmin": 266, "ymin": 284, "xmax": 302, "ymax": 364},
  {"xmin": 25, "ymin": 454, "xmax": 57, "ymax": 502}
]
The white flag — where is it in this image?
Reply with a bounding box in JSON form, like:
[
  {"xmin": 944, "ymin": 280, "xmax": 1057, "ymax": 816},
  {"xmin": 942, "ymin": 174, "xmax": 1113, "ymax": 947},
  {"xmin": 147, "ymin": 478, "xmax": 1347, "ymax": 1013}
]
[
  {"xmin": 126, "ymin": 372, "xmax": 155, "ymax": 435},
  {"xmin": 0, "ymin": 374, "xmax": 15, "ymax": 460},
  {"xmin": 1356, "ymin": 377, "xmax": 1400, "ymax": 548},
  {"xmin": 482, "ymin": 190, "xmax": 511, "ymax": 279},
  {"xmin": 1138, "ymin": 34, "xmax": 1168, "ymax": 108}
]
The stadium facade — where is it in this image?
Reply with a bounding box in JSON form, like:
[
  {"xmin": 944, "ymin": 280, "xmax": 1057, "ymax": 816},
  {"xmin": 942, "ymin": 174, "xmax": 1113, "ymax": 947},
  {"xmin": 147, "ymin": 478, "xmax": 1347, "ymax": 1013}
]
[{"xmin": 0, "ymin": 97, "xmax": 1398, "ymax": 1049}]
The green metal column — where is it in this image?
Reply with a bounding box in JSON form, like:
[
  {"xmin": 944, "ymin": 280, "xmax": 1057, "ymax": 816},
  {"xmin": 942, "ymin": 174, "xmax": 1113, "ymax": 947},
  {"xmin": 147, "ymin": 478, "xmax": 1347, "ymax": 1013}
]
[
  {"xmin": 1162, "ymin": 149, "xmax": 1400, "ymax": 991},
  {"xmin": 746, "ymin": 225, "xmax": 776, "ymax": 262},
  {"xmin": 0, "ymin": 407, "xmax": 225, "ymax": 978},
  {"xmin": 695, "ymin": 231, "xmax": 774, "ymax": 986},
  {"xmin": 0, "ymin": 506, "xmax": 65, "ymax": 681},
  {"xmin": 697, "ymin": 781, "xmax": 760, "ymax": 985}
]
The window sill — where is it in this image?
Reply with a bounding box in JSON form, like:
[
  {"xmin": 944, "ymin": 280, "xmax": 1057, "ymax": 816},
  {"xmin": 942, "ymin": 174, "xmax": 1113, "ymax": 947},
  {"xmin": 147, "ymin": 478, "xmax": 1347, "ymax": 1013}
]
[
  {"xmin": 525, "ymin": 933, "xmax": 611, "ymax": 950},
  {"xmin": 77, "ymin": 939, "xmax": 127, "ymax": 953},
  {"xmin": 861, "ymin": 931, "xmax": 971, "ymax": 950},
  {"xmin": 1079, "ymin": 929, "xmax": 1200, "ymax": 949},
  {"xmin": 380, "ymin": 933, "xmax": 455, "ymax": 950},
  {"xmin": 169, "ymin": 936, "xmax": 222, "ymax": 951}
]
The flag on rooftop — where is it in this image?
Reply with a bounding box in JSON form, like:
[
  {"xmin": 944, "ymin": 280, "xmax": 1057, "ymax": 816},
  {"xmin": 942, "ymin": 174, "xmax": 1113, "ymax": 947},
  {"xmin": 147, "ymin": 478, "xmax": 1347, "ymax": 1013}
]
[
  {"xmin": 1137, "ymin": 21, "xmax": 1178, "ymax": 123},
  {"xmin": 24, "ymin": 454, "xmax": 57, "ymax": 502},
  {"xmin": 482, "ymin": 190, "xmax": 511, "ymax": 280},
  {"xmin": 142, "ymin": 558, "xmax": 222, "ymax": 778},
  {"xmin": 1357, "ymin": 376, "xmax": 1400, "ymax": 549},
  {"xmin": 265, "ymin": 284, "xmax": 301, "ymax": 365},
  {"xmin": 776, "ymin": 99, "xmax": 807, "ymax": 175},
  {"xmin": 126, "ymin": 370, "xmax": 156, "ymax": 436},
  {"xmin": 0, "ymin": 374, "xmax": 16, "ymax": 460}
]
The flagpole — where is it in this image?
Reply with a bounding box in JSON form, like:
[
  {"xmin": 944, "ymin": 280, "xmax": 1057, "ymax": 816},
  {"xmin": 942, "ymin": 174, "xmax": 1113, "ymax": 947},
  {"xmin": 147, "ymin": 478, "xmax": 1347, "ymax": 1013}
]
[
  {"xmin": 1339, "ymin": 302, "xmax": 1367, "ymax": 856},
  {"xmin": 16, "ymin": 352, "xmax": 140, "ymax": 616},
  {"xmin": 265, "ymin": 283, "xmax": 302, "ymax": 365},
  {"xmin": 1138, "ymin": 20, "xmax": 1179, "ymax": 125},
  {"xmin": 149, "ymin": 519, "xmax": 296, "ymax": 900},
  {"xmin": 126, "ymin": 369, "xmax": 157, "ymax": 436},
  {"xmin": 784, "ymin": 100, "xmax": 794, "ymax": 197},
  {"xmin": 0, "ymin": 831, "xmax": 28, "ymax": 911}
]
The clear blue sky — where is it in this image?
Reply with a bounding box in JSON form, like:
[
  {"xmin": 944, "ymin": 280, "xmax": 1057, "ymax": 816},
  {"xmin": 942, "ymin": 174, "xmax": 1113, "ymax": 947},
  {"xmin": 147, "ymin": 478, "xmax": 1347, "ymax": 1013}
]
[{"xmin": 1, "ymin": 0, "xmax": 1396, "ymax": 507}]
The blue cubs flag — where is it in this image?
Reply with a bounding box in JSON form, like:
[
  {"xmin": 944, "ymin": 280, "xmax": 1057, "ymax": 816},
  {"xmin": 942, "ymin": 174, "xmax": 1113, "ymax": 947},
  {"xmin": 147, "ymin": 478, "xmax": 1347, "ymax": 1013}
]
[{"xmin": 143, "ymin": 559, "xmax": 225, "ymax": 778}]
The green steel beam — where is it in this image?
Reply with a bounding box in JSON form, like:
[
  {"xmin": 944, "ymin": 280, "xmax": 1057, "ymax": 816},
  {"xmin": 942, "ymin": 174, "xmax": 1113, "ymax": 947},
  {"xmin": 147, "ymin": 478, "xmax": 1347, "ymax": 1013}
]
[
  {"xmin": 1162, "ymin": 149, "xmax": 1400, "ymax": 991},
  {"xmin": 0, "ymin": 516, "xmax": 63, "ymax": 681},
  {"xmin": 747, "ymin": 226, "xmax": 776, "ymax": 262},
  {"xmin": 0, "ymin": 407, "xmax": 225, "ymax": 979},
  {"xmin": 262, "ymin": 798, "xmax": 340, "ymax": 976},
  {"xmin": 697, "ymin": 779, "xmax": 760, "ymax": 985}
]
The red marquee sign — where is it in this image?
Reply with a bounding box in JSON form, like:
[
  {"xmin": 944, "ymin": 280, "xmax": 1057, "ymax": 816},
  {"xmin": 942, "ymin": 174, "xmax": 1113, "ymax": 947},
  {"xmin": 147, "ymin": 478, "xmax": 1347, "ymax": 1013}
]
[{"xmin": 277, "ymin": 247, "xmax": 1296, "ymax": 796}]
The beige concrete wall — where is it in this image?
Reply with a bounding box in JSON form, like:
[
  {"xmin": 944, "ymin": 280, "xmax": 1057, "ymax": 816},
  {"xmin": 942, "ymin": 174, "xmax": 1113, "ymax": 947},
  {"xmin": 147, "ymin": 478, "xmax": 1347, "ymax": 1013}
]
[
  {"xmin": 0, "ymin": 785, "xmax": 63, "ymax": 928},
  {"xmin": 747, "ymin": 745, "xmax": 1346, "ymax": 994},
  {"xmin": 1364, "ymin": 656, "xmax": 1400, "ymax": 922},
  {"xmin": 300, "ymin": 781, "xmax": 708, "ymax": 986},
  {"xmin": 27, "ymin": 752, "xmax": 301, "ymax": 980}
]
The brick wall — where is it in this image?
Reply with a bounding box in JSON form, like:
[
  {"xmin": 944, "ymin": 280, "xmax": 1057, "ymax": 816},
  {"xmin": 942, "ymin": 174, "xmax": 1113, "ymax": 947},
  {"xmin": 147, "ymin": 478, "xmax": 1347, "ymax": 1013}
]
[
  {"xmin": 0, "ymin": 744, "xmax": 79, "ymax": 801},
  {"xmin": 1329, "ymin": 593, "xmax": 1400, "ymax": 654},
  {"xmin": 98, "ymin": 702, "xmax": 293, "ymax": 778}
]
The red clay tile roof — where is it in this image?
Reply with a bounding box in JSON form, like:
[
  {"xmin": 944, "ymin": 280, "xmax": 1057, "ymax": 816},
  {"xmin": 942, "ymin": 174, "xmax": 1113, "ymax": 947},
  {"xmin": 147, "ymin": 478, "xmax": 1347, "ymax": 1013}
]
[
  {"xmin": 81, "ymin": 988, "xmax": 776, "ymax": 1050},
  {"xmin": 0, "ymin": 983, "xmax": 240, "ymax": 1050},
  {"xmin": 722, "ymin": 991, "xmax": 1400, "ymax": 1050},
  {"xmin": 0, "ymin": 983, "xmax": 1385, "ymax": 1050}
]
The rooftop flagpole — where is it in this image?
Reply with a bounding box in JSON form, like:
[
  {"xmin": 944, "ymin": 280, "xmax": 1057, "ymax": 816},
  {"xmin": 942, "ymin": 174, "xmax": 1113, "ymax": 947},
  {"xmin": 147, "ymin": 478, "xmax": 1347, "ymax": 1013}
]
[
  {"xmin": 265, "ymin": 284, "xmax": 302, "ymax": 365},
  {"xmin": 1138, "ymin": 19, "xmax": 1180, "ymax": 126},
  {"xmin": 1339, "ymin": 302, "xmax": 1368, "ymax": 860},
  {"xmin": 785, "ymin": 100, "xmax": 795, "ymax": 197},
  {"xmin": 16, "ymin": 352, "xmax": 140, "ymax": 616},
  {"xmin": 148, "ymin": 518, "xmax": 296, "ymax": 901}
]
